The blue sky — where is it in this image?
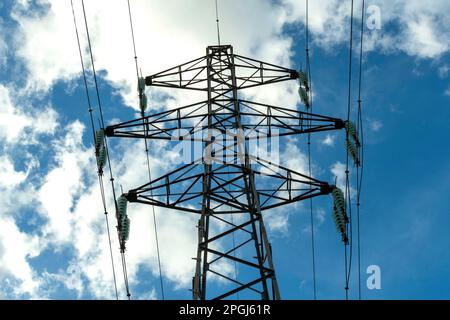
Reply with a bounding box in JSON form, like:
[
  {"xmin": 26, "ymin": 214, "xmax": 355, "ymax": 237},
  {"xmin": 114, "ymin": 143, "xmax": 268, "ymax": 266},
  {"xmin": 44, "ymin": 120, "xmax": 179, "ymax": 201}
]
[{"xmin": 0, "ymin": 0, "xmax": 450, "ymax": 300}]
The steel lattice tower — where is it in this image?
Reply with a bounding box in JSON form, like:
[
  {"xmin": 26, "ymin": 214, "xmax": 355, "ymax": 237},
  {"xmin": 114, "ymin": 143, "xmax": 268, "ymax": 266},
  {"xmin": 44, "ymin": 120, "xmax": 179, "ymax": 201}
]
[{"xmin": 105, "ymin": 45, "xmax": 346, "ymax": 300}]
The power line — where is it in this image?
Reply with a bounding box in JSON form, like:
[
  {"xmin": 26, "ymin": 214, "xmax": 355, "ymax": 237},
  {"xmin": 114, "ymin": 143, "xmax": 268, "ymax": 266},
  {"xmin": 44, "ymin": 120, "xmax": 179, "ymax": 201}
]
[
  {"xmin": 344, "ymin": 0, "xmax": 355, "ymax": 300},
  {"xmin": 143, "ymin": 136, "xmax": 166, "ymax": 300},
  {"xmin": 70, "ymin": 0, "xmax": 119, "ymax": 300},
  {"xmin": 81, "ymin": 0, "xmax": 131, "ymax": 300},
  {"xmin": 98, "ymin": 175, "xmax": 119, "ymax": 299},
  {"xmin": 215, "ymin": 0, "xmax": 221, "ymax": 46},
  {"xmin": 80, "ymin": 0, "xmax": 105, "ymax": 129},
  {"xmin": 305, "ymin": 0, "xmax": 317, "ymax": 301},
  {"xmin": 356, "ymin": 0, "xmax": 366, "ymax": 300},
  {"xmin": 127, "ymin": 0, "xmax": 140, "ymax": 81},
  {"xmin": 126, "ymin": 0, "xmax": 165, "ymax": 300},
  {"xmin": 343, "ymin": 0, "xmax": 366, "ymax": 301}
]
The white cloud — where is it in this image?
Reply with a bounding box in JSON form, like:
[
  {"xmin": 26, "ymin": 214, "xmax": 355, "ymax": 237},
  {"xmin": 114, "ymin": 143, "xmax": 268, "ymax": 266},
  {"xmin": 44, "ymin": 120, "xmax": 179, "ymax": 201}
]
[
  {"xmin": 265, "ymin": 207, "xmax": 293, "ymax": 233},
  {"xmin": 281, "ymin": 0, "xmax": 354, "ymax": 48},
  {"xmin": 0, "ymin": 168, "xmax": 37, "ymax": 219},
  {"xmin": 31, "ymin": 119, "xmax": 205, "ymax": 297},
  {"xmin": 444, "ymin": 86, "xmax": 450, "ymax": 97},
  {"xmin": 373, "ymin": 1, "xmax": 450, "ymax": 59},
  {"xmin": 260, "ymin": 141, "xmax": 314, "ymax": 234},
  {"xmin": 0, "ymin": 85, "xmax": 32, "ymax": 142},
  {"xmin": 31, "ymin": 107, "xmax": 58, "ymax": 137},
  {"xmin": 43, "ymin": 264, "xmax": 84, "ymax": 299},
  {"xmin": 137, "ymin": 288, "xmax": 157, "ymax": 300},
  {"xmin": 438, "ymin": 65, "xmax": 449, "ymax": 78},
  {"xmin": 302, "ymin": 207, "xmax": 327, "ymax": 234},
  {"xmin": 0, "ymin": 156, "xmax": 28, "ymax": 188},
  {"xmin": 11, "ymin": 0, "xmax": 302, "ymax": 111},
  {"xmin": 10, "ymin": 0, "xmax": 450, "ymax": 111},
  {"xmin": 402, "ymin": 15, "xmax": 448, "ymax": 59},
  {"xmin": 330, "ymin": 161, "xmax": 356, "ymax": 198},
  {"xmin": 369, "ymin": 119, "xmax": 383, "ymax": 132},
  {"xmin": 283, "ymin": 0, "xmax": 450, "ymax": 59},
  {"xmin": 330, "ymin": 161, "xmax": 347, "ymax": 191},
  {"xmin": 12, "ymin": 0, "xmax": 81, "ymax": 91},
  {"xmin": 315, "ymin": 207, "xmax": 326, "ymax": 225},
  {"xmin": 0, "ymin": 145, "xmax": 43, "ymax": 299},
  {"xmin": 0, "ymin": 85, "xmax": 58, "ymax": 144},
  {"xmin": 0, "ymin": 215, "xmax": 42, "ymax": 298},
  {"xmin": 146, "ymin": 210, "xmax": 198, "ymax": 288},
  {"xmin": 38, "ymin": 121, "xmax": 91, "ymax": 244},
  {"xmin": 282, "ymin": 142, "xmax": 309, "ymax": 175},
  {"xmin": 321, "ymin": 134, "xmax": 335, "ymax": 147}
]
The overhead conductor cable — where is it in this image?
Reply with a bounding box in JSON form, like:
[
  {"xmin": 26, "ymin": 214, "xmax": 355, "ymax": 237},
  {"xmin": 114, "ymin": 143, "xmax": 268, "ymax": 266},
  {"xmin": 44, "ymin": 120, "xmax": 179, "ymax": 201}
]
[
  {"xmin": 70, "ymin": 0, "xmax": 119, "ymax": 300},
  {"xmin": 127, "ymin": 0, "xmax": 165, "ymax": 300},
  {"xmin": 81, "ymin": 0, "xmax": 131, "ymax": 299}
]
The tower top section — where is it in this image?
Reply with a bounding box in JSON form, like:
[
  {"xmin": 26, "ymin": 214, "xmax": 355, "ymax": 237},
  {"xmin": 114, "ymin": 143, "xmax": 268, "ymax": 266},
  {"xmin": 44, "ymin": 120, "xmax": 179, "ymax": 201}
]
[{"xmin": 144, "ymin": 45, "xmax": 299, "ymax": 92}]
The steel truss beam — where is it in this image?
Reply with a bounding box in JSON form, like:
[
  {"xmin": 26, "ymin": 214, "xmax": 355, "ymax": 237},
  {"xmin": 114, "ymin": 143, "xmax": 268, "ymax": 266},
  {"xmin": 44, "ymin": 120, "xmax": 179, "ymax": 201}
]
[
  {"xmin": 125, "ymin": 155, "xmax": 334, "ymax": 214},
  {"xmin": 105, "ymin": 99, "xmax": 345, "ymax": 141}
]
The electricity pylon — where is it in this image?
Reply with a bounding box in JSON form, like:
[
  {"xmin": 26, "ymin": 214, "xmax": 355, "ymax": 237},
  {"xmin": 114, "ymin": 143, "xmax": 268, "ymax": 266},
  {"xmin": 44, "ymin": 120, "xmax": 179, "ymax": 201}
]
[{"xmin": 106, "ymin": 45, "xmax": 346, "ymax": 300}]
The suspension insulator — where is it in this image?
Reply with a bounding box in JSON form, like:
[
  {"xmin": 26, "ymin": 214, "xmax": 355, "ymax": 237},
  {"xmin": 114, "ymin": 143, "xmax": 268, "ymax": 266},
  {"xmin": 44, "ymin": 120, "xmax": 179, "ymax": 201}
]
[
  {"xmin": 116, "ymin": 195, "xmax": 130, "ymax": 243},
  {"xmin": 297, "ymin": 70, "xmax": 309, "ymax": 91},
  {"xmin": 346, "ymin": 140, "xmax": 360, "ymax": 166},
  {"xmin": 117, "ymin": 194, "xmax": 128, "ymax": 220},
  {"xmin": 97, "ymin": 145, "xmax": 107, "ymax": 172},
  {"xmin": 95, "ymin": 129, "xmax": 105, "ymax": 153},
  {"xmin": 331, "ymin": 187, "xmax": 348, "ymax": 243},
  {"xmin": 121, "ymin": 216, "xmax": 130, "ymax": 242},
  {"xmin": 139, "ymin": 93, "xmax": 148, "ymax": 114},
  {"xmin": 332, "ymin": 187, "xmax": 345, "ymax": 214},
  {"xmin": 138, "ymin": 76, "xmax": 146, "ymax": 93},
  {"xmin": 345, "ymin": 120, "xmax": 359, "ymax": 145},
  {"xmin": 298, "ymin": 87, "xmax": 310, "ymax": 108},
  {"xmin": 333, "ymin": 206, "xmax": 346, "ymax": 232},
  {"xmin": 332, "ymin": 207, "xmax": 348, "ymax": 243}
]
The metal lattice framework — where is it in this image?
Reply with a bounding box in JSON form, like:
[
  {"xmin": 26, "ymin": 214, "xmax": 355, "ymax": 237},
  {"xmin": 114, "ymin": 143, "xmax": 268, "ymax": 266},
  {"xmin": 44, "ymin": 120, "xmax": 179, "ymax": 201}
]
[{"xmin": 106, "ymin": 45, "xmax": 345, "ymax": 300}]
